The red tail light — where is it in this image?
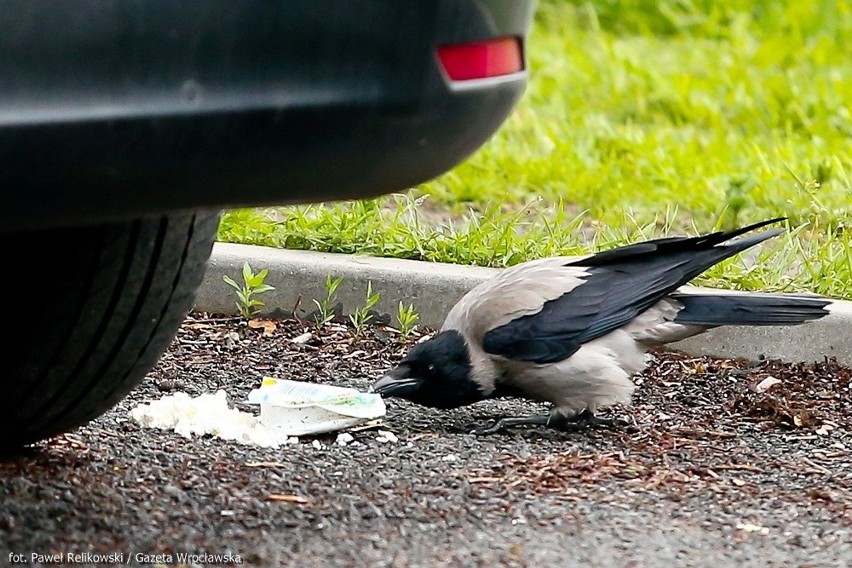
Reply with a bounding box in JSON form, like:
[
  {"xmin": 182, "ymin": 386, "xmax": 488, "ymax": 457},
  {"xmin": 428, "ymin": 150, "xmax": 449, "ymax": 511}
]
[{"xmin": 437, "ymin": 36, "xmax": 524, "ymax": 81}]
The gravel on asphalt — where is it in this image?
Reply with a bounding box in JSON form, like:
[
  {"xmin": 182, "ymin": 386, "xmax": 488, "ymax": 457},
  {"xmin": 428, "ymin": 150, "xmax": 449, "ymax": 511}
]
[{"xmin": 1, "ymin": 314, "xmax": 850, "ymax": 567}]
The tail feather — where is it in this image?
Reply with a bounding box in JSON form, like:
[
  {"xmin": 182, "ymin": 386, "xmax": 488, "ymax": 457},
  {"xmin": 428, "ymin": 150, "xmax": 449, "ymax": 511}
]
[
  {"xmin": 575, "ymin": 218, "xmax": 787, "ymax": 269},
  {"xmin": 698, "ymin": 217, "xmax": 787, "ymax": 246},
  {"xmin": 671, "ymin": 292, "xmax": 830, "ymax": 327}
]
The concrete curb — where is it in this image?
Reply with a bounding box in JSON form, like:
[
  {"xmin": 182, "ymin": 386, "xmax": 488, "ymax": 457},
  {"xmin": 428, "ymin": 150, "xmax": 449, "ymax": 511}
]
[{"xmin": 196, "ymin": 243, "xmax": 852, "ymax": 366}]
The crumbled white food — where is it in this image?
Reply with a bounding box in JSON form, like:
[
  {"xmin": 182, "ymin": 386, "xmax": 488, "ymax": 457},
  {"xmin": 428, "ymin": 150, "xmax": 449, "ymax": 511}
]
[
  {"xmin": 129, "ymin": 390, "xmax": 294, "ymax": 449},
  {"xmin": 375, "ymin": 430, "xmax": 398, "ymax": 444},
  {"xmin": 335, "ymin": 433, "xmax": 355, "ymax": 446}
]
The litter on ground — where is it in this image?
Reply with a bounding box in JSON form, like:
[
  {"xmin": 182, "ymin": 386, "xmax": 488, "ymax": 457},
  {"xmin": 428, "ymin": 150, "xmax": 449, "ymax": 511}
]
[
  {"xmin": 129, "ymin": 390, "xmax": 293, "ymax": 448},
  {"xmin": 129, "ymin": 377, "xmax": 387, "ymax": 447}
]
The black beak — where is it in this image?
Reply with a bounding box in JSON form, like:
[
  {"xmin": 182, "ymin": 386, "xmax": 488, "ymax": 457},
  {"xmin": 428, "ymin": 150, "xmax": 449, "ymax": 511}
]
[{"xmin": 371, "ymin": 365, "xmax": 420, "ymax": 397}]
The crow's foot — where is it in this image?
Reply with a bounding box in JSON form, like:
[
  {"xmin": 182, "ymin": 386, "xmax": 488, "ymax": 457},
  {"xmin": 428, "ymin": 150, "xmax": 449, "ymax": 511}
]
[
  {"xmin": 554, "ymin": 408, "xmax": 628, "ymax": 430},
  {"xmin": 472, "ymin": 409, "xmax": 627, "ymax": 435}
]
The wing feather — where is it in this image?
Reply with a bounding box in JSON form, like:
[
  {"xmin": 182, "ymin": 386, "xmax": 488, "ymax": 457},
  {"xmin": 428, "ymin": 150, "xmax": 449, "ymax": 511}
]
[
  {"xmin": 479, "ymin": 220, "xmax": 785, "ymax": 364},
  {"xmin": 441, "ymin": 257, "xmax": 589, "ymax": 341}
]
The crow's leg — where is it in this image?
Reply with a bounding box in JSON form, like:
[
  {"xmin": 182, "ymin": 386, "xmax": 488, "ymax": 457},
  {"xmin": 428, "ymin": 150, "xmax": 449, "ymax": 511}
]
[
  {"xmin": 473, "ymin": 409, "xmax": 627, "ymax": 435},
  {"xmin": 471, "ymin": 415, "xmax": 550, "ymax": 435}
]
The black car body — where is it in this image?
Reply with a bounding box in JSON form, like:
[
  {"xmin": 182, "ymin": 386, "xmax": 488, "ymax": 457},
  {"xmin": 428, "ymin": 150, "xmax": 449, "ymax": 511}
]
[{"xmin": 1, "ymin": 0, "xmax": 532, "ymax": 231}]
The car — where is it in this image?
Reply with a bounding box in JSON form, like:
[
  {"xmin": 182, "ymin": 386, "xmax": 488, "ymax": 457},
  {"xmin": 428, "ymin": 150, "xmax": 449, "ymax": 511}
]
[{"xmin": 0, "ymin": 0, "xmax": 534, "ymax": 447}]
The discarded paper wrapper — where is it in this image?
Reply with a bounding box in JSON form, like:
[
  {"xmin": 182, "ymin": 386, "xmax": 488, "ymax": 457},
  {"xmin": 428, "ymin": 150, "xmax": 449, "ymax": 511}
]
[{"xmin": 247, "ymin": 377, "xmax": 386, "ymax": 436}]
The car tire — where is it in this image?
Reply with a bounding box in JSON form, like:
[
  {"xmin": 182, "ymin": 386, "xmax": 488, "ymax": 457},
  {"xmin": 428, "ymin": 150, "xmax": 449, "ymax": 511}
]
[{"xmin": 0, "ymin": 211, "xmax": 220, "ymax": 448}]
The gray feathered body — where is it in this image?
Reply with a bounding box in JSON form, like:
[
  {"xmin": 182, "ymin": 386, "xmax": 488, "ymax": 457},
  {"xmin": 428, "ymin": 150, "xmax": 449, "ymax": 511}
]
[
  {"xmin": 441, "ymin": 257, "xmax": 686, "ymax": 417},
  {"xmin": 440, "ymin": 222, "xmax": 830, "ymax": 419}
]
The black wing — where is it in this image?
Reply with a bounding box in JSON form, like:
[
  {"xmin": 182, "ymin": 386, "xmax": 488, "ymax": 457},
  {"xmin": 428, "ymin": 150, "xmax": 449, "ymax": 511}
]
[{"xmin": 481, "ymin": 219, "xmax": 785, "ymax": 363}]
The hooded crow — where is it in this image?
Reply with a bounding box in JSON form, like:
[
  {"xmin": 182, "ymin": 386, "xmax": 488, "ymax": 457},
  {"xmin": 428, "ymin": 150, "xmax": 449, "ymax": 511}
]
[{"xmin": 372, "ymin": 218, "xmax": 831, "ymax": 434}]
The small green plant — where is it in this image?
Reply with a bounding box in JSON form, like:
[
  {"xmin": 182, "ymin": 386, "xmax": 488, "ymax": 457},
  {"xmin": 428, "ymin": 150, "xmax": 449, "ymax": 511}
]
[
  {"xmin": 222, "ymin": 262, "xmax": 275, "ymax": 319},
  {"xmin": 313, "ymin": 274, "xmax": 344, "ymax": 330},
  {"xmin": 349, "ymin": 281, "xmax": 381, "ymax": 336},
  {"xmin": 394, "ymin": 301, "xmax": 420, "ymax": 339}
]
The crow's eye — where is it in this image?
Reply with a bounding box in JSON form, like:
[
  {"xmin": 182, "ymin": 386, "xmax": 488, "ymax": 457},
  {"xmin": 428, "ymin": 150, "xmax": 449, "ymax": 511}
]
[{"xmin": 427, "ymin": 364, "xmax": 436, "ymax": 373}]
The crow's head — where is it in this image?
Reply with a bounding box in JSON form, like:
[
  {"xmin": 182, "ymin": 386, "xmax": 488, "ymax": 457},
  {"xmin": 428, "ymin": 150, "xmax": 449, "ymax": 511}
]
[{"xmin": 372, "ymin": 330, "xmax": 484, "ymax": 409}]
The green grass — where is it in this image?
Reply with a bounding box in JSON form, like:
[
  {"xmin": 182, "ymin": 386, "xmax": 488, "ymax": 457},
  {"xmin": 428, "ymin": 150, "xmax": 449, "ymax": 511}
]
[{"xmin": 219, "ymin": 0, "xmax": 852, "ymax": 300}]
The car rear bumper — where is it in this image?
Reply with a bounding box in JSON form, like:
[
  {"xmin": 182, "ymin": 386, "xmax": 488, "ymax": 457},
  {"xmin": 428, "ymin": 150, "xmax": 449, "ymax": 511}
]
[{"xmin": 0, "ymin": 0, "xmax": 534, "ymax": 231}]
